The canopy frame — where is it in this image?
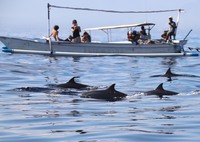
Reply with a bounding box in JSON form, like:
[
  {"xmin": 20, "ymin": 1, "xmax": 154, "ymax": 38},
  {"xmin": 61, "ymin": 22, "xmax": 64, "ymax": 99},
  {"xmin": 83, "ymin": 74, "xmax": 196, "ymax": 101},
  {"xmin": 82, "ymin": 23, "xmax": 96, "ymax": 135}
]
[{"xmin": 47, "ymin": 3, "xmax": 184, "ymax": 42}]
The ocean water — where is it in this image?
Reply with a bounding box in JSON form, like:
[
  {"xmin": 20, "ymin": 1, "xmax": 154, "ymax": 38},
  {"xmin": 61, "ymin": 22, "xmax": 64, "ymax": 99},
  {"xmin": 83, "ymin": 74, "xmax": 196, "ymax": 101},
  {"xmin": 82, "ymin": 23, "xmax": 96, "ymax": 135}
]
[{"xmin": 0, "ymin": 37, "xmax": 200, "ymax": 142}]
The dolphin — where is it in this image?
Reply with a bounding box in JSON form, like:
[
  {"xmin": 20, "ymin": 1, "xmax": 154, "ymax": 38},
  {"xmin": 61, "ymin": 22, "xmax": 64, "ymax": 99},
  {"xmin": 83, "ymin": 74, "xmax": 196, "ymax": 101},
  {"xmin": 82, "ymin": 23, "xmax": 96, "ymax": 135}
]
[
  {"xmin": 12, "ymin": 77, "xmax": 90, "ymax": 94},
  {"xmin": 150, "ymin": 68, "xmax": 180, "ymax": 78},
  {"xmin": 81, "ymin": 84, "xmax": 127, "ymax": 101},
  {"xmin": 144, "ymin": 83, "xmax": 178, "ymax": 98},
  {"xmin": 150, "ymin": 67, "xmax": 200, "ymax": 81},
  {"xmin": 12, "ymin": 86, "xmax": 53, "ymax": 93},
  {"xmin": 162, "ymin": 67, "xmax": 179, "ymax": 77},
  {"xmin": 56, "ymin": 77, "xmax": 90, "ymax": 89}
]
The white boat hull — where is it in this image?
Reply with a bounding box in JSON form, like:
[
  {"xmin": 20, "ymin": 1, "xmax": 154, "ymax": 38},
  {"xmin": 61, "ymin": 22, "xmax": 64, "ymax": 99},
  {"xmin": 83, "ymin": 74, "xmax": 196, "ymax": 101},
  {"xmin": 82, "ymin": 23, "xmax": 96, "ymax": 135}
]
[{"xmin": 0, "ymin": 36, "xmax": 187, "ymax": 57}]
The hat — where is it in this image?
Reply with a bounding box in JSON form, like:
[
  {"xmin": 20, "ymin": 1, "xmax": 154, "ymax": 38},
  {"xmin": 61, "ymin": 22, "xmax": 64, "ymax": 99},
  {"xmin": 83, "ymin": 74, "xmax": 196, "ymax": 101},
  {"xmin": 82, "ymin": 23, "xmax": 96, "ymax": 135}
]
[{"xmin": 169, "ymin": 16, "xmax": 173, "ymax": 19}]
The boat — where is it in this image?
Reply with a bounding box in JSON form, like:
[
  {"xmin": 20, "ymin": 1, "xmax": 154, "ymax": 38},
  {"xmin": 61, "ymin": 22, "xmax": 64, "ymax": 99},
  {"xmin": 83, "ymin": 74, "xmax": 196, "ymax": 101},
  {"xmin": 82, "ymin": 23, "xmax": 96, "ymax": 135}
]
[
  {"xmin": 0, "ymin": 4, "xmax": 198, "ymax": 57},
  {"xmin": 0, "ymin": 32, "xmax": 187, "ymax": 57}
]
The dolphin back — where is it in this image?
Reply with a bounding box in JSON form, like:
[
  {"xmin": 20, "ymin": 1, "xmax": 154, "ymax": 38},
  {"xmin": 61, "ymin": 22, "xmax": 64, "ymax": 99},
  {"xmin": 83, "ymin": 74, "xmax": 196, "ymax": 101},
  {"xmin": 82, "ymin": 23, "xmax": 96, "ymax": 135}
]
[
  {"xmin": 145, "ymin": 83, "xmax": 178, "ymax": 98},
  {"xmin": 82, "ymin": 84, "xmax": 127, "ymax": 101},
  {"xmin": 57, "ymin": 77, "xmax": 89, "ymax": 89}
]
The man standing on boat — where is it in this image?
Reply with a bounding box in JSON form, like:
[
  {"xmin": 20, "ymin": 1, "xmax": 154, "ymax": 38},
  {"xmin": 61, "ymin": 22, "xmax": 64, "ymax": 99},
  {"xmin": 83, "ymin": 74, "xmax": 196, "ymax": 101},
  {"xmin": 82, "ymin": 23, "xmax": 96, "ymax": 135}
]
[
  {"xmin": 71, "ymin": 19, "xmax": 81, "ymax": 43},
  {"xmin": 166, "ymin": 16, "xmax": 177, "ymax": 40}
]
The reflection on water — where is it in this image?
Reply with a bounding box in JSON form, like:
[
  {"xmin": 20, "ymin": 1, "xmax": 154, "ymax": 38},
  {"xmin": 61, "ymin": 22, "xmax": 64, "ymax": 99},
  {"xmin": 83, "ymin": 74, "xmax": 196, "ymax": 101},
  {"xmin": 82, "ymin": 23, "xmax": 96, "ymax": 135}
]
[
  {"xmin": 161, "ymin": 57, "xmax": 177, "ymax": 66},
  {"xmin": 0, "ymin": 52, "xmax": 200, "ymax": 142}
]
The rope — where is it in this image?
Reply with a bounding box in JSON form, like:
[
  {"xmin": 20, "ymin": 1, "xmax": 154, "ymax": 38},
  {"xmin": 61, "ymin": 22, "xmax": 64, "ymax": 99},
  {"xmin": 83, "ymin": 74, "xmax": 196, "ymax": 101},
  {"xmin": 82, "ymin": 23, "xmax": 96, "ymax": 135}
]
[{"xmin": 49, "ymin": 4, "xmax": 183, "ymax": 14}]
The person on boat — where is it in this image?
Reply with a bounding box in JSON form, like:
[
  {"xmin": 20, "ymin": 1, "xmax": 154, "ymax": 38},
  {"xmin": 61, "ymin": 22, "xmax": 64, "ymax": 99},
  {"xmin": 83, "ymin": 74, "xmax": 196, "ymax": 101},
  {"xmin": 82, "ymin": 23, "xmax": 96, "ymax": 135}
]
[
  {"xmin": 127, "ymin": 31, "xmax": 133, "ymax": 42},
  {"xmin": 139, "ymin": 25, "xmax": 149, "ymax": 42},
  {"xmin": 166, "ymin": 16, "xmax": 177, "ymax": 40},
  {"xmin": 140, "ymin": 26, "xmax": 147, "ymax": 36},
  {"xmin": 162, "ymin": 16, "xmax": 177, "ymax": 41},
  {"xmin": 161, "ymin": 30, "xmax": 168, "ymax": 39},
  {"xmin": 131, "ymin": 30, "xmax": 140, "ymax": 45},
  {"xmin": 71, "ymin": 19, "xmax": 81, "ymax": 43},
  {"xmin": 49, "ymin": 25, "xmax": 62, "ymax": 41},
  {"xmin": 81, "ymin": 31, "xmax": 91, "ymax": 43}
]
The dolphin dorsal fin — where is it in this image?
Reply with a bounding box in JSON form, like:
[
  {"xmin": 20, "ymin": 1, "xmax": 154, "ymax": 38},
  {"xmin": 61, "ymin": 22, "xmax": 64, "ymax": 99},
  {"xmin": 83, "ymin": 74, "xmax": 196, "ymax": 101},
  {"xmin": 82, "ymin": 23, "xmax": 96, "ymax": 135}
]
[
  {"xmin": 67, "ymin": 77, "xmax": 77, "ymax": 83},
  {"xmin": 155, "ymin": 83, "xmax": 164, "ymax": 90},
  {"xmin": 165, "ymin": 68, "xmax": 172, "ymax": 75},
  {"xmin": 107, "ymin": 84, "xmax": 116, "ymax": 91}
]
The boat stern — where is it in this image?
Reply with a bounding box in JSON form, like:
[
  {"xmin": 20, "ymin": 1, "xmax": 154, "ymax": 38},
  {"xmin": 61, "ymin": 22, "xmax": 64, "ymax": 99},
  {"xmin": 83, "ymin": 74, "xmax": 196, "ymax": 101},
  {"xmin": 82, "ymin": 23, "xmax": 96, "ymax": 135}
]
[{"xmin": 172, "ymin": 39, "xmax": 187, "ymax": 46}]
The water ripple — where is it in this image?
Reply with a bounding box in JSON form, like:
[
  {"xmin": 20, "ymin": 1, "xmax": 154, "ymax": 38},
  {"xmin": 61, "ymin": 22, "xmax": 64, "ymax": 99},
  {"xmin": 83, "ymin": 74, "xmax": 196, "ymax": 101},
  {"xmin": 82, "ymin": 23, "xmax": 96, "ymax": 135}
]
[{"xmin": 0, "ymin": 50, "xmax": 200, "ymax": 141}]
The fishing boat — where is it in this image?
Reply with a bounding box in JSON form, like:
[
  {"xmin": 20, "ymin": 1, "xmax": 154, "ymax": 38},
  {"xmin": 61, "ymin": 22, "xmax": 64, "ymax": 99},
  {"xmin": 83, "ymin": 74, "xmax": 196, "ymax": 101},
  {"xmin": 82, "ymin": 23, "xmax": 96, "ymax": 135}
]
[{"xmin": 0, "ymin": 4, "xmax": 198, "ymax": 57}]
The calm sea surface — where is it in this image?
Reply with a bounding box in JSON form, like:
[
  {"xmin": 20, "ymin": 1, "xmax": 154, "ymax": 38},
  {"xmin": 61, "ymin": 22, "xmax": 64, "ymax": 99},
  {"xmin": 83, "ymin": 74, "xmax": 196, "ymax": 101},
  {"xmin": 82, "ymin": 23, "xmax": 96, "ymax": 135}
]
[{"xmin": 0, "ymin": 37, "xmax": 200, "ymax": 142}]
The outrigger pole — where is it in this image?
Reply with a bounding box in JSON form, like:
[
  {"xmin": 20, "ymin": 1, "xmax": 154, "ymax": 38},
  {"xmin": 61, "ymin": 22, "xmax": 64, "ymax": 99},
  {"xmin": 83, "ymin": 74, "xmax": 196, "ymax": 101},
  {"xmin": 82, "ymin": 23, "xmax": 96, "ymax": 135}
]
[{"xmin": 47, "ymin": 3, "xmax": 53, "ymax": 55}]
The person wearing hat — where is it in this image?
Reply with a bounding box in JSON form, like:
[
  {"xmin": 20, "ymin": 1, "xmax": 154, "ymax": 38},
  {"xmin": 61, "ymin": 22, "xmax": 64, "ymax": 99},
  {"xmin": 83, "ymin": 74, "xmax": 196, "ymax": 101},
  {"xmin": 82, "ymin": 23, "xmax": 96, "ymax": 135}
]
[{"xmin": 166, "ymin": 16, "xmax": 177, "ymax": 40}]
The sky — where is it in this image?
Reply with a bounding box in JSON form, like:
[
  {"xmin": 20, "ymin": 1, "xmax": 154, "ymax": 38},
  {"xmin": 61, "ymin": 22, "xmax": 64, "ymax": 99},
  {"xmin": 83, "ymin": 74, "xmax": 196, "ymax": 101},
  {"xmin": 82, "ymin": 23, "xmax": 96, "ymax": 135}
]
[{"xmin": 0, "ymin": 0, "xmax": 199, "ymax": 39}]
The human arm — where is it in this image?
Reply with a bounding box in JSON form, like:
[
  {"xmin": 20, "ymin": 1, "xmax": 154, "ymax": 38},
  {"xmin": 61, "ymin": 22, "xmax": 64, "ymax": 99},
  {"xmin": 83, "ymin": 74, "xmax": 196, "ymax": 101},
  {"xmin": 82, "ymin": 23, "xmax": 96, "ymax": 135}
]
[
  {"xmin": 71, "ymin": 26, "xmax": 81, "ymax": 32},
  {"xmin": 169, "ymin": 21, "xmax": 177, "ymax": 28}
]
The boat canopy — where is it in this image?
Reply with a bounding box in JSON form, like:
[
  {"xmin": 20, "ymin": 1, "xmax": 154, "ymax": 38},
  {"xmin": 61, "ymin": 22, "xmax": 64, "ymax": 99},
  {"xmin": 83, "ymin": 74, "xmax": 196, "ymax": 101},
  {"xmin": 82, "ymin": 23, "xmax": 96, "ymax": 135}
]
[
  {"xmin": 84, "ymin": 23, "xmax": 155, "ymax": 42},
  {"xmin": 84, "ymin": 23, "xmax": 155, "ymax": 31}
]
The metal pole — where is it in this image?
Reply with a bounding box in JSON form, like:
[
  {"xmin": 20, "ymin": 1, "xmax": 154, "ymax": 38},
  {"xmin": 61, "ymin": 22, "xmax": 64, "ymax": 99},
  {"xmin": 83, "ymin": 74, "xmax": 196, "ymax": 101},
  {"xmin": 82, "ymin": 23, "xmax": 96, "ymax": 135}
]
[
  {"xmin": 47, "ymin": 3, "xmax": 50, "ymax": 37},
  {"xmin": 47, "ymin": 3, "xmax": 53, "ymax": 55},
  {"xmin": 174, "ymin": 9, "xmax": 183, "ymax": 39},
  {"xmin": 183, "ymin": 29, "xmax": 192, "ymax": 40}
]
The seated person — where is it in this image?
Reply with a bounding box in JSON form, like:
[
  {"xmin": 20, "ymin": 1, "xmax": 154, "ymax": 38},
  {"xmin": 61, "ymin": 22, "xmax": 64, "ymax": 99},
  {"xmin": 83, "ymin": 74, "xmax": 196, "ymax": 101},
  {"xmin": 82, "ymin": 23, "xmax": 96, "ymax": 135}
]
[
  {"xmin": 140, "ymin": 26, "xmax": 147, "ymax": 36},
  {"xmin": 127, "ymin": 31, "xmax": 133, "ymax": 41},
  {"xmin": 161, "ymin": 30, "xmax": 168, "ymax": 39},
  {"xmin": 71, "ymin": 19, "xmax": 81, "ymax": 43},
  {"xmin": 49, "ymin": 25, "xmax": 62, "ymax": 41},
  {"xmin": 131, "ymin": 30, "xmax": 140, "ymax": 45},
  {"xmin": 81, "ymin": 32, "xmax": 91, "ymax": 43}
]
